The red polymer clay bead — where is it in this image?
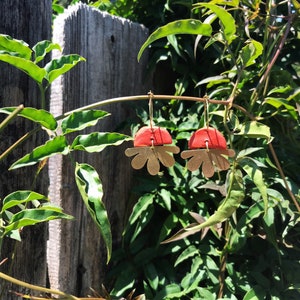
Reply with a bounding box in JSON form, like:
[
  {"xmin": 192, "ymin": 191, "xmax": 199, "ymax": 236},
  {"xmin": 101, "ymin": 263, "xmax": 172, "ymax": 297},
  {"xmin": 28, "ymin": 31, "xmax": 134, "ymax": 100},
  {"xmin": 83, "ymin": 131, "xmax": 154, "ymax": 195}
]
[
  {"xmin": 188, "ymin": 127, "xmax": 227, "ymax": 150},
  {"xmin": 134, "ymin": 126, "xmax": 173, "ymax": 147}
]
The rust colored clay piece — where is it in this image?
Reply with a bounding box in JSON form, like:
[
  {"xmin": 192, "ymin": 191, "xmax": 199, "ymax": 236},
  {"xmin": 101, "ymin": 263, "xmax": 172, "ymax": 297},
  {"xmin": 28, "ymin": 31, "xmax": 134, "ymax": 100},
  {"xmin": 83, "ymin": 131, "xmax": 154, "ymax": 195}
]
[
  {"xmin": 134, "ymin": 126, "xmax": 172, "ymax": 147},
  {"xmin": 188, "ymin": 127, "xmax": 227, "ymax": 150}
]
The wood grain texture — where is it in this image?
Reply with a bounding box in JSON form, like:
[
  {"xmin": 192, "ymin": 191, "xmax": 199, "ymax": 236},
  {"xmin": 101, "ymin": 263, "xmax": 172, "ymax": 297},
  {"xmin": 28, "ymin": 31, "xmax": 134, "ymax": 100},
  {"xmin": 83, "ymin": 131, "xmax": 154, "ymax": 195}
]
[
  {"xmin": 0, "ymin": 1, "xmax": 52, "ymax": 299},
  {"xmin": 48, "ymin": 3, "xmax": 150, "ymax": 296}
]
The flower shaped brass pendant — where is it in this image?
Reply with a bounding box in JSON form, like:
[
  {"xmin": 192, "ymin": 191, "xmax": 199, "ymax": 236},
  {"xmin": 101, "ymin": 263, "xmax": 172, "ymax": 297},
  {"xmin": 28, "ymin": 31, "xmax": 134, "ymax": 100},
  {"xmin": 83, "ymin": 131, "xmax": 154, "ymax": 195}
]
[
  {"xmin": 181, "ymin": 148, "xmax": 235, "ymax": 178},
  {"xmin": 125, "ymin": 145, "xmax": 180, "ymax": 175},
  {"xmin": 181, "ymin": 127, "xmax": 235, "ymax": 178}
]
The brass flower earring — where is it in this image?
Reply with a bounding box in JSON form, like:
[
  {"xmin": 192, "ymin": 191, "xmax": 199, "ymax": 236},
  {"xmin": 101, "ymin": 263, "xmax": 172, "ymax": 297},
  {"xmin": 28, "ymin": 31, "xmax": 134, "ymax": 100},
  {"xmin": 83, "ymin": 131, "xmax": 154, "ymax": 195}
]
[
  {"xmin": 181, "ymin": 100, "xmax": 235, "ymax": 178},
  {"xmin": 125, "ymin": 94, "xmax": 180, "ymax": 175}
]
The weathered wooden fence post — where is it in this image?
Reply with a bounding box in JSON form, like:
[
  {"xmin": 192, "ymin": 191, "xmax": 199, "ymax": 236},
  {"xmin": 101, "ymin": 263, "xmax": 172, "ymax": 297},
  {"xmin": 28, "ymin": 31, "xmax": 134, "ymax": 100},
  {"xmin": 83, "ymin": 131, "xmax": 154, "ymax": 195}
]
[
  {"xmin": 0, "ymin": 1, "xmax": 52, "ymax": 299},
  {"xmin": 48, "ymin": 3, "xmax": 149, "ymax": 296}
]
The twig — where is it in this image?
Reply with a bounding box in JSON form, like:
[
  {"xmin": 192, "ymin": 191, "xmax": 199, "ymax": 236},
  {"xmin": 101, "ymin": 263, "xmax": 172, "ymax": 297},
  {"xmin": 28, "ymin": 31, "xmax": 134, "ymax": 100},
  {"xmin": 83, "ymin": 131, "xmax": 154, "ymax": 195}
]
[
  {"xmin": 0, "ymin": 105, "xmax": 24, "ymax": 133},
  {"xmin": 0, "ymin": 272, "xmax": 80, "ymax": 300},
  {"xmin": 268, "ymin": 143, "xmax": 300, "ymax": 212}
]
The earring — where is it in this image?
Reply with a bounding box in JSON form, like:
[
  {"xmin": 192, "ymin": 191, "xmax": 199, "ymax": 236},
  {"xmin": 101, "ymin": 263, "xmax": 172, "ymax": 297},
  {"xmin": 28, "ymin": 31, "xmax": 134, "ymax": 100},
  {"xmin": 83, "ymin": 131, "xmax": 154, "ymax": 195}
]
[
  {"xmin": 181, "ymin": 100, "xmax": 235, "ymax": 178},
  {"xmin": 125, "ymin": 93, "xmax": 180, "ymax": 175}
]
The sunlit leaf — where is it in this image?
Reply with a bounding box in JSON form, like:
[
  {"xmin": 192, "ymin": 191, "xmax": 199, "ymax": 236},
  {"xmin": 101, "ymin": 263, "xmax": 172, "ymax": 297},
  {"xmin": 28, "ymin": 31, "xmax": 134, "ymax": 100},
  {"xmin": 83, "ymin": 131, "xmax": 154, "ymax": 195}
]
[
  {"xmin": 0, "ymin": 107, "xmax": 57, "ymax": 130},
  {"xmin": 195, "ymin": 3, "xmax": 236, "ymax": 43},
  {"xmin": 239, "ymin": 39, "xmax": 263, "ymax": 67},
  {"xmin": 4, "ymin": 206, "xmax": 73, "ymax": 234},
  {"xmin": 235, "ymin": 121, "xmax": 272, "ymax": 142},
  {"xmin": 236, "ymin": 202, "xmax": 265, "ymax": 233},
  {"xmin": 154, "ymin": 283, "xmax": 183, "ymax": 300},
  {"xmin": 44, "ymin": 54, "xmax": 85, "ymax": 84},
  {"xmin": 71, "ymin": 132, "xmax": 132, "ymax": 152},
  {"xmin": 128, "ymin": 193, "xmax": 155, "ymax": 225},
  {"xmin": 75, "ymin": 163, "xmax": 112, "ymax": 263},
  {"xmin": 144, "ymin": 263, "xmax": 159, "ymax": 291},
  {"xmin": 61, "ymin": 110, "xmax": 110, "ymax": 134},
  {"xmin": 196, "ymin": 75, "xmax": 230, "ymax": 88},
  {"xmin": 0, "ymin": 52, "xmax": 46, "ymax": 84},
  {"xmin": 10, "ymin": 136, "xmax": 69, "ymax": 169},
  {"xmin": 236, "ymin": 147, "xmax": 263, "ymax": 159},
  {"xmin": 0, "ymin": 34, "xmax": 31, "ymax": 59},
  {"xmin": 174, "ymin": 245, "xmax": 199, "ymax": 267},
  {"xmin": 138, "ymin": 19, "xmax": 212, "ymax": 61},
  {"xmin": 267, "ymin": 85, "xmax": 292, "ymax": 95},
  {"xmin": 1, "ymin": 190, "xmax": 48, "ymax": 213},
  {"xmin": 265, "ymin": 97, "xmax": 297, "ymax": 119},
  {"xmin": 33, "ymin": 40, "xmax": 61, "ymax": 64},
  {"xmin": 239, "ymin": 157, "xmax": 268, "ymax": 210},
  {"xmin": 263, "ymin": 207, "xmax": 278, "ymax": 250},
  {"xmin": 243, "ymin": 285, "xmax": 266, "ymax": 300}
]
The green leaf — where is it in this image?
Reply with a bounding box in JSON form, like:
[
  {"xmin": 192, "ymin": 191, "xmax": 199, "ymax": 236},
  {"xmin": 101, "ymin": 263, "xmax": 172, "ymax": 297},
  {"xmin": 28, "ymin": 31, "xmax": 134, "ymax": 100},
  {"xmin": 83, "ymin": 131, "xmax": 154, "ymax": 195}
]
[
  {"xmin": 236, "ymin": 202, "xmax": 265, "ymax": 233},
  {"xmin": 44, "ymin": 54, "xmax": 85, "ymax": 84},
  {"xmin": 208, "ymin": 0, "xmax": 239, "ymax": 6},
  {"xmin": 196, "ymin": 3, "xmax": 236, "ymax": 43},
  {"xmin": 265, "ymin": 97, "xmax": 297, "ymax": 119},
  {"xmin": 75, "ymin": 163, "xmax": 112, "ymax": 263},
  {"xmin": 239, "ymin": 157, "xmax": 268, "ymax": 210},
  {"xmin": 33, "ymin": 40, "xmax": 61, "ymax": 64},
  {"xmin": 158, "ymin": 188, "xmax": 172, "ymax": 211},
  {"xmin": 144, "ymin": 263, "xmax": 159, "ymax": 291},
  {"xmin": 52, "ymin": 3, "xmax": 64, "ymax": 14},
  {"xmin": 0, "ymin": 107, "xmax": 57, "ymax": 130},
  {"xmin": 175, "ymin": 245, "xmax": 199, "ymax": 267},
  {"xmin": 138, "ymin": 19, "xmax": 212, "ymax": 61},
  {"xmin": 162, "ymin": 169, "xmax": 245, "ymax": 243},
  {"xmin": 130, "ymin": 206, "xmax": 154, "ymax": 243},
  {"xmin": 0, "ymin": 52, "xmax": 46, "ymax": 84},
  {"xmin": 235, "ymin": 121, "xmax": 272, "ymax": 142},
  {"xmin": 61, "ymin": 110, "xmax": 110, "ymax": 134},
  {"xmin": 243, "ymin": 285, "xmax": 266, "ymax": 300},
  {"xmin": 71, "ymin": 132, "xmax": 132, "ymax": 153},
  {"xmin": 1, "ymin": 190, "xmax": 48, "ymax": 213},
  {"xmin": 4, "ymin": 206, "xmax": 73, "ymax": 234},
  {"xmin": 263, "ymin": 207, "xmax": 278, "ymax": 249},
  {"xmin": 154, "ymin": 283, "xmax": 183, "ymax": 300},
  {"xmin": 128, "ymin": 193, "xmax": 155, "ymax": 225},
  {"xmin": 196, "ymin": 75, "xmax": 230, "ymax": 88},
  {"xmin": 239, "ymin": 39, "xmax": 263, "ymax": 67},
  {"xmin": 0, "ymin": 34, "xmax": 32, "ymax": 59},
  {"xmin": 10, "ymin": 136, "xmax": 69, "ymax": 169},
  {"xmin": 236, "ymin": 147, "xmax": 263, "ymax": 160}
]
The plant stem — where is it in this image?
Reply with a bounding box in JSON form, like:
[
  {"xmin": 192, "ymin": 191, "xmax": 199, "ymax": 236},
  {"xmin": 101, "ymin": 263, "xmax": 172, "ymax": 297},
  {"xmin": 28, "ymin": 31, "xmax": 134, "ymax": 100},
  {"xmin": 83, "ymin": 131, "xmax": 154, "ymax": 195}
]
[
  {"xmin": 249, "ymin": 3, "xmax": 294, "ymax": 110},
  {"xmin": 0, "ymin": 272, "xmax": 80, "ymax": 299},
  {"xmin": 0, "ymin": 127, "xmax": 40, "ymax": 162},
  {"xmin": 0, "ymin": 105, "xmax": 24, "ymax": 134},
  {"xmin": 268, "ymin": 143, "xmax": 300, "ymax": 212},
  {"xmin": 217, "ymin": 251, "xmax": 228, "ymax": 299},
  {"xmin": 39, "ymin": 83, "xmax": 46, "ymax": 110},
  {"xmin": 56, "ymin": 94, "xmax": 231, "ymax": 121}
]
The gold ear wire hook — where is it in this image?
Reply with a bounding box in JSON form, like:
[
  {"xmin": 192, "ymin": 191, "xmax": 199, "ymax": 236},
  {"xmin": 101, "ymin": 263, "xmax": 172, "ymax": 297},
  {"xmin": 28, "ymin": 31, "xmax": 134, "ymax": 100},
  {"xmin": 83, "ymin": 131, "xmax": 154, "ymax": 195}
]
[
  {"xmin": 204, "ymin": 95, "xmax": 210, "ymax": 128},
  {"xmin": 148, "ymin": 91, "xmax": 154, "ymax": 130}
]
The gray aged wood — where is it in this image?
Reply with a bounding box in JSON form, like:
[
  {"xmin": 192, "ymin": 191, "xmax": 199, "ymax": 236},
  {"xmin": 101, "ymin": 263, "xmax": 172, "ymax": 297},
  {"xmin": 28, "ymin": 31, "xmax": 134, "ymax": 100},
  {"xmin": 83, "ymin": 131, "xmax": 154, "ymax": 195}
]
[
  {"xmin": 0, "ymin": 1, "xmax": 52, "ymax": 299},
  {"xmin": 48, "ymin": 3, "xmax": 149, "ymax": 296}
]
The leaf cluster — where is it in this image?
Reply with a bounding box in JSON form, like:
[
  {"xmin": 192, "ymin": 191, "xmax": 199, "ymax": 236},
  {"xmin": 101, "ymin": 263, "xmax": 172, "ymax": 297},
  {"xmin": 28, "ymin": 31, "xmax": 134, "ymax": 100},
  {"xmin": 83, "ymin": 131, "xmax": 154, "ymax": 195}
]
[
  {"xmin": 102, "ymin": 0, "xmax": 300, "ymax": 299},
  {"xmin": 0, "ymin": 34, "xmax": 131, "ymax": 264}
]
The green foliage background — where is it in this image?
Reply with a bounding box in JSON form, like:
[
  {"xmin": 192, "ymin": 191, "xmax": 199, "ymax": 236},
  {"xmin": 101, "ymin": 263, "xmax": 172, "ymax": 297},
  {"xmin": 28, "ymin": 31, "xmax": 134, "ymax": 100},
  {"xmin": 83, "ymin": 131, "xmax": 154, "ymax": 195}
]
[{"xmin": 92, "ymin": 0, "xmax": 299, "ymax": 299}]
